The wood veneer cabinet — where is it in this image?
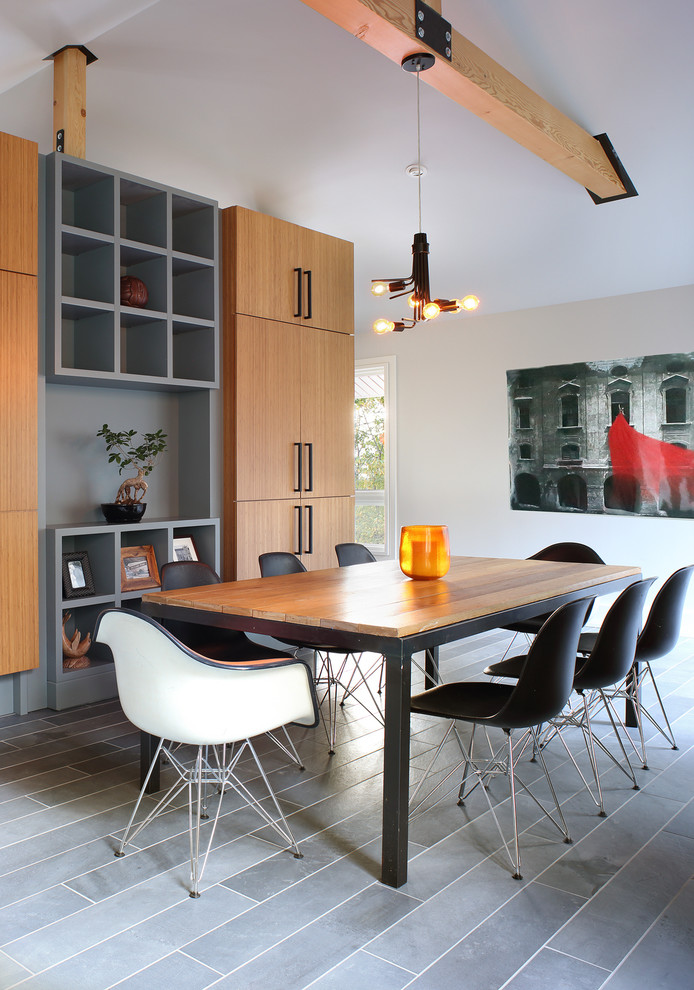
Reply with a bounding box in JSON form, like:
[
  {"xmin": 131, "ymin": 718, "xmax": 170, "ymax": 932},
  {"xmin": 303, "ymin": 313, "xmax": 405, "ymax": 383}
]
[
  {"xmin": 234, "ymin": 496, "xmax": 353, "ymax": 576},
  {"xmin": 232, "ymin": 316, "xmax": 354, "ymax": 501},
  {"xmin": 0, "ymin": 131, "xmax": 38, "ymax": 676},
  {"xmin": 0, "ymin": 131, "xmax": 37, "ymax": 276},
  {"xmin": 229, "ymin": 206, "xmax": 354, "ymax": 333},
  {"xmin": 222, "ymin": 207, "xmax": 355, "ymax": 579}
]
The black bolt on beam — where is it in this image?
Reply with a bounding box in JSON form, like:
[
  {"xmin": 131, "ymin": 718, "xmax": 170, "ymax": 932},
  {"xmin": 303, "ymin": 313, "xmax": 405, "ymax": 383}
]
[{"xmin": 414, "ymin": 1, "xmax": 452, "ymax": 61}]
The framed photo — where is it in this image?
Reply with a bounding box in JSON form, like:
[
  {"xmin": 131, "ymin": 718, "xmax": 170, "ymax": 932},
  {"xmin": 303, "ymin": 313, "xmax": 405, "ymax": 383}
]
[
  {"xmin": 62, "ymin": 550, "xmax": 95, "ymax": 600},
  {"xmin": 121, "ymin": 545, "xmax": 160, "ymax": 592},
  {"xmin": 172, "ymin": 535, "xmax": 199, "ymax": 562}
]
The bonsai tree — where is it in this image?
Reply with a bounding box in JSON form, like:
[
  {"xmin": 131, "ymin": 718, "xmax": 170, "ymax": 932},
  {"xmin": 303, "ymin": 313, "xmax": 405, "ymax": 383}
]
[{"xmin": 97, "ymin": 424, "xmax": 168, "ymax": 505}]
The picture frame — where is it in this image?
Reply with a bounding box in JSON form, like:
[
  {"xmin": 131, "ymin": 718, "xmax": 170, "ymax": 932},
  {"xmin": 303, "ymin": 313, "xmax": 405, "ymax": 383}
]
[
  {"xmin": 120, "ymin": 545, "xmax": 160, "ymax": 592},
  {"xmin": 62, "ymin": 550, "xmax": 95, "ymax": 600},
  {"xmin": 172, "ymin": 535, "xmax": 199, "ymax": 563}
]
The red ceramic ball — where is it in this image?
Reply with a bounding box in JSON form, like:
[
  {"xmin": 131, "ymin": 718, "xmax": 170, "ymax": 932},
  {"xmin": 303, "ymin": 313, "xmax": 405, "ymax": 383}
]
[{"xmin": 120, "ymin": 275, "xmax": 148, "ymax": 308}]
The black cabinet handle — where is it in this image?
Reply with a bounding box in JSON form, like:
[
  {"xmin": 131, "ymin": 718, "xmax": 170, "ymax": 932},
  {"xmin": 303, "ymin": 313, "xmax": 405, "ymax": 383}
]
[
  {"xmin": 293, "ymin": 442, "xmax": 302, "ymax": 492},
  {"xmin": 295, "ymin": 504, "xmax": 302, "ymax": 555},
  {"xmin": 304, "ymin": 269, "xmax": 312, "ymax": 319},
  {"xmin": 304, "ymin": 442, "xmax": 314, "ymax": 492},
  {"xmin": 304, "ymin": 504, "xmax": 314, "ymax": 554},
  {"xmin": 294, "ymin": 267, "xmax": 302, "ymax": 318}
]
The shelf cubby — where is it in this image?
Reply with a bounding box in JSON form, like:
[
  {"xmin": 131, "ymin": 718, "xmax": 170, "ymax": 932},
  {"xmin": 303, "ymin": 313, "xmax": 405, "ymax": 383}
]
[
  {"xmin": 61, "ymin": 304, "xmax": 115, "ymax": 373},
  {"xmin": 61, "ymin": 240, "xmax": 114, "ymax": 304},
  {"xmin": 61, "ymin": 160, "xmax": 114, "ymax": 235},
  {"xmin": 172, "ymin": 194, "xmax": 215, "ymax": 259},
  {"xmin": 172, "ymin": 263, "xmax": 215, "ymax": 322},
  {"xmin": 120, "ymin": 316, "xmax": 168, "ymax": 378},
  {"xmin": 172, "ymin": 320, "xmax": 216, "ymax": 383},
  {"xmin": 120, "ymin": 178, "xmax": 167, "ymax": 248}
]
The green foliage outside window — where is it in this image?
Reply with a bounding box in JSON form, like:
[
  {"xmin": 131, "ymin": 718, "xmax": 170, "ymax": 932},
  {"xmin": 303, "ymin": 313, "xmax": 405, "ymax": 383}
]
[
  {"xmin": 355, "ymin": 505, "xmax": 385, "ymax": 544},
  {"xmin": 355, "ymin": 396, "xmax": 385, "ymax": 491}
]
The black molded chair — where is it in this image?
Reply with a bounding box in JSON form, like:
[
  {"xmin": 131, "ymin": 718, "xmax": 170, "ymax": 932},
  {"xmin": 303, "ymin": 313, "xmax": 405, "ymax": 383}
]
[
  {"xmin": 503, "ymin": 542, "xmax": 605, "ymax": 637},
  {"xmin": 487, "ymin": 578, "xmax": 655, "ymax": 816},
  {"xmin": 160, "ymin": 561, "xmax": 295, "ymax": 662},
  {"xmin": 409, "ymin": 598, "xmax": 591, "ymax": 880},
  {"xmin": 258, "ymin": 551, "xmax": 384, "ymax": 752},
  {"xmin": 590, "ymin": 565, "xmax": 693, "ymax": 767},
  {"xmin": 335, "ymin": 543, "xmax": 377, "ymax": 566},
  {"xmin": 160, "ymin": 560, "xmax": 305, "ymax": 769},
  {"xmin": 257, "ymin": 552, "xmax": 306, "ymax": 579},
  {"xmin": 334, "ymin": 542, "xmax": 384, "ymax": 700}
]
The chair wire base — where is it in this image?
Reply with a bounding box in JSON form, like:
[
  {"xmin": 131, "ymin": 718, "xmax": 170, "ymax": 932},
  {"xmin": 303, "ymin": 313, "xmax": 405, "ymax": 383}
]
[
  {"xmin": 315, "ymin": 650, "xmax": 385, "ymax": 753},
  {"xmin": 605, "ymin": 662, "xmax": 678, "ymax": 769},
  {"xmin": 544, "ymin": 687, "xmax": 641, "ymax": 816},
  {"xmin": 409, "ymin": 721, "xmax": 571, "ymax": 880},
  {"xmin": 116, "ymin": 737, "xmax": 301, "ymax": 898}
]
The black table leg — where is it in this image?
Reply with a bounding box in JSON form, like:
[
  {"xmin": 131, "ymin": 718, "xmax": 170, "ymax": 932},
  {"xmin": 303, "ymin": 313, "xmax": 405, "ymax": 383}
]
[
  {"xmin": 381, "ymin": 648, "xmax": 411, "ymax": 888},
  {"xmin": 140, "ymin": 730, "xmax": 160, "ymax": 793}
]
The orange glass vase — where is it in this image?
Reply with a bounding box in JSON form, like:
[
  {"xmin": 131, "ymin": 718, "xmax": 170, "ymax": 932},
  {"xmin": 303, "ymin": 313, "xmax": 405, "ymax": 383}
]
[{"xmin": 399, "ymin": 525, "xmax": 451, "ymax": 579}]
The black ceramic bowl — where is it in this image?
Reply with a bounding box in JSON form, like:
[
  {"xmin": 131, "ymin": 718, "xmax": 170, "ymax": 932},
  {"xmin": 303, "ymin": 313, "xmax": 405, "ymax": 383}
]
[{"xmin": 101, "ymin": 502, "xmax": 147, "ymax": 524}]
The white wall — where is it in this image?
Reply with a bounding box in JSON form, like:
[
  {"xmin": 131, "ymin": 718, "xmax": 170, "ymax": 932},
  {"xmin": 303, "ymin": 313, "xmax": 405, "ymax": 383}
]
[{"xmin": 356, "ymin": 284, "xmax": 694, "ymax": 630}]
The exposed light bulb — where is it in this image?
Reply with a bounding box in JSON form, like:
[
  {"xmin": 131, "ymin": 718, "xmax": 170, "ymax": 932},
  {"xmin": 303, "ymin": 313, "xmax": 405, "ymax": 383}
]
[
  {"xmin": 371, "ymin": 282, "xmax": 388, "ymax": 297},
  {"xmin": 373, "ymin": 318, "xmax": 395, "ymax": 334},
  {"xmin": 408, "ymin": 294, "xmax": 417, "ymax": 309},
  {"xmin": 422, "ymin": 301, "xmax": 441, "ymax": 320},
  {"xmin": 459, "ymin": 294, "xmax": 480, "ymax": 312}
]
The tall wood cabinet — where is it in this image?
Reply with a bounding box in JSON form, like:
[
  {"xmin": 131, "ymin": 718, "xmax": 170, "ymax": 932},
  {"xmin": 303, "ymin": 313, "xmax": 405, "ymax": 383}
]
[
  {"xmin": 0, "ymin": 131, "xmax": 38, "ymax": 677},
  {"xmin": 222, "ymin": 207, "xmax": 355, "ymax": 579}
]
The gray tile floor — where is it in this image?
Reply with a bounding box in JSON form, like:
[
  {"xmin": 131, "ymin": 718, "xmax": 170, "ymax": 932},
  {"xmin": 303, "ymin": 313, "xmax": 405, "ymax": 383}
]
[{"xmin": 0, "ymin": 630, "xmax": 693, "ymax": 989}]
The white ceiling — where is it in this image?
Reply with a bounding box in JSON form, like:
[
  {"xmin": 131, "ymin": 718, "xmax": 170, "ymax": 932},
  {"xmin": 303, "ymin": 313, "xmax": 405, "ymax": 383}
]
[{"xmin": 0, "ymin": 0, "xmax": 692, "ymax": 332}]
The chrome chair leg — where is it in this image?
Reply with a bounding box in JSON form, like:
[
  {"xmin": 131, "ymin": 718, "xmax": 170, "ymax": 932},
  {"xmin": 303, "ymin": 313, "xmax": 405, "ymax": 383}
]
[
  {"xmin": 639, "ymin": 661, "xmax": 679, "ymax": 749},
  {"xmin": 264, "ymin": 726, "xmax": 305, "ymax": 770},
  {"xmin": 116, "ymin": 738, "xmax": 302, "ymax": 898}
]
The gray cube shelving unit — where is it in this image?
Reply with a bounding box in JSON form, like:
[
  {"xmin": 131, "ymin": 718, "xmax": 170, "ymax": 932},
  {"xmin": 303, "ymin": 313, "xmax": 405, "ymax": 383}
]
[
  {"xmin": 46, "ymin": 518, "xmax": 220, "ymax": 709},
  {"xmin": 42, "ymin": 154, "xmax": 221, "ymax": 709},
  {"xmin": 45, "ymin": 153, "xmax": 218, "ymax": 389}
]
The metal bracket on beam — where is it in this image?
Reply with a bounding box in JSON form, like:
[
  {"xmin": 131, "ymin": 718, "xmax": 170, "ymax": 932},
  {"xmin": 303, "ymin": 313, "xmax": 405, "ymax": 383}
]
[
  {"xmin": 587, "ymin": 133, "xmax": 638, "ymax": 204},
  {"xmin": 43, "ymin": 44, "xmax": 98, "ymax": 65},
  {"xmin": 56, "ymin": 129, "xmax": 64, "ymax": 153},
  {"xmin": 414, "ymin": 1, "xmax": 452, "ymax": 61}
]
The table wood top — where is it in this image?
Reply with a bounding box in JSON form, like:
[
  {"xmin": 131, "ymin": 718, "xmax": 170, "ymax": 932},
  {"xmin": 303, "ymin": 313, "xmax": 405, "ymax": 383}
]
[{"xmin": 142, "ymin": 556, "xmax": 641, "ymax": 640}]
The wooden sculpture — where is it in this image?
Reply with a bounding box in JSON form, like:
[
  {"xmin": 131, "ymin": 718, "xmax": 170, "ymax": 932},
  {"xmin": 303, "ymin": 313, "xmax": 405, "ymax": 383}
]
[
  {"xmin": 62, "ymin": 612, "xmax": 91, "ymax": 670},
  {"xmin": 115, "ymin": 467, "xmax": 148, "ymax": 504}
]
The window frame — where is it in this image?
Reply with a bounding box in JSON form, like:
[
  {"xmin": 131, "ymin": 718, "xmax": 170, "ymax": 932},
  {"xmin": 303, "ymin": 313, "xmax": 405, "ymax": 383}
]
[{"xmin": 354, "ymin": 356, "xmax": 397, "ymax": 559}]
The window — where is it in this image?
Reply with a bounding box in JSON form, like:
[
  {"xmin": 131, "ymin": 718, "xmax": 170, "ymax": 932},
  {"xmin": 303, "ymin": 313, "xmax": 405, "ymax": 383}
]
[
  {"xmin": 354, "ymin": 357, "xmax": 397, "ymax": 557},
  {"xmin": 665, "ymin": 387, "xmax": 687, "ymax": 424},
  {"xmin": 560, "ymin": 393, "xmax": 579, "ymax": 427},
  {"xmin": 561, "ymin": 443, "xmax": 580, "ymax": 461},
  {"xmin": 604, "ymin": 475, "xmax": 640, "ymax": 513},
  {"xmin": 516, "ymin": 399, "xmax": 531, "ymax": 430},
  {"xmin": 519, "ymin": 443, "xmax": 532, "ymax": 460},
  {"xmin": 558, "ymin": 474, "xmax": 587, "ymax": 511},
  {"xmin": 514, "ymin": 473, "xmax": 540, "ymax": 508},
  {"xmin": 610, "ymin": 390, "xmax": 630, "ymax": 423}
]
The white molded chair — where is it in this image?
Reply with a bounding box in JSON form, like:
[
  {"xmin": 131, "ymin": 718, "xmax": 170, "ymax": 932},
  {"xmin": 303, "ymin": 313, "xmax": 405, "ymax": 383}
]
[{"xmin": 95, "ymin": 608, "xmax": 318, "ymax": 898}]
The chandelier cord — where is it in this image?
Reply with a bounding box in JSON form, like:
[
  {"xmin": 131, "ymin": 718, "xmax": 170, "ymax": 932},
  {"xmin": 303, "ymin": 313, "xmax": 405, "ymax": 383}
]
[{"xmin": 416, "ymin": 63, "xmax": 422, "ymax": 233}]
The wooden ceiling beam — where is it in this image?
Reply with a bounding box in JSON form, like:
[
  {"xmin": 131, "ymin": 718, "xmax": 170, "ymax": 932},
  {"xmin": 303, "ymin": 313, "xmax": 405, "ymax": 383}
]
[
  {"xmin": 300, "ymin": 0, "xmax": 628, "ymax": 199},
  {"xmin": 46, "ymin": 45, "xmax": 97, "ymax": 159}
]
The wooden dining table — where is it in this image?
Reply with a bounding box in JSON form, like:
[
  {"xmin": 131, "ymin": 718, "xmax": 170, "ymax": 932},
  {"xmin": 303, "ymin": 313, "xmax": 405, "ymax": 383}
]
[{"xmin": 141, "ymin": 554, "xmax": 640, "ymax": 888}]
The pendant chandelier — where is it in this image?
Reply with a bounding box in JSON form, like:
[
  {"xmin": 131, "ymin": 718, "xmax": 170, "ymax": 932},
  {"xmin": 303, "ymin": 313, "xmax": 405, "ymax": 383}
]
[{"xmin": 371, "ymin": 53, "xmax": 479, "ymax": 334}]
